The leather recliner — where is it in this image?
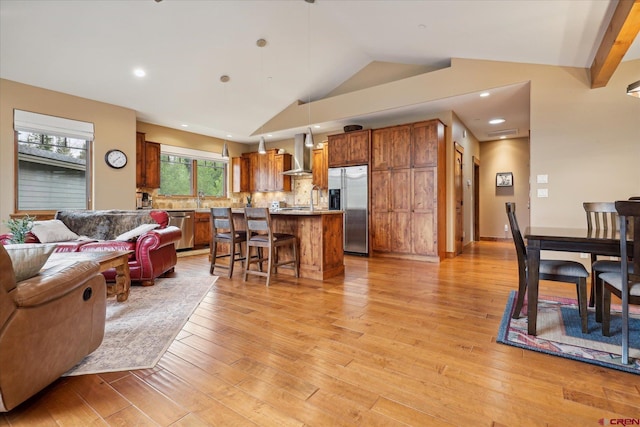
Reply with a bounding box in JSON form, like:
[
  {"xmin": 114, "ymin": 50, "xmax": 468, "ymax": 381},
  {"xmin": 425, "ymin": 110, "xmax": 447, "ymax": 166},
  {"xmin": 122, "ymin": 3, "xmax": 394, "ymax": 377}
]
[{"xmin": 0, "ymin": 244, "xmax": 107, "ymax": 412}]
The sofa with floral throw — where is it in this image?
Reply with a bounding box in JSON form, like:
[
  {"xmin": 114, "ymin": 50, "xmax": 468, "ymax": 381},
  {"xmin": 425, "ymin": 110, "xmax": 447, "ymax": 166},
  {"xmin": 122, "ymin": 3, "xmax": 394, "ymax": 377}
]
[{"xmin": 0, "ymin": 210, "xmax": 181, "ymax": 286}]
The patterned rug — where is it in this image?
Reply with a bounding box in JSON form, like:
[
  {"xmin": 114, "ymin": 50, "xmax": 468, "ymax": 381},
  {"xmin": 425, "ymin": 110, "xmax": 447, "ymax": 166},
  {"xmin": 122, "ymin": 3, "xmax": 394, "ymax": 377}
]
[
  {"xmin": 64, "ymin": 275, "xmax": 216, "ymax": 376},
  {"xmin": 497, "ymin": 291, "xmax": 640, "ymax": 375}
]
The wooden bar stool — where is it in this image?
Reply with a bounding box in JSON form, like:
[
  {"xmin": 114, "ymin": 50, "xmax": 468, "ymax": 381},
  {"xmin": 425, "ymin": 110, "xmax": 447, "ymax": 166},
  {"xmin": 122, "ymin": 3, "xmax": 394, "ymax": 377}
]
[
  {"xmin": 243, "ymin": 207, "xmax": 299, "ymax": 286},
  {"xmin": 209, "ymin": 207, "xmax": 246, "ymax": 278}
]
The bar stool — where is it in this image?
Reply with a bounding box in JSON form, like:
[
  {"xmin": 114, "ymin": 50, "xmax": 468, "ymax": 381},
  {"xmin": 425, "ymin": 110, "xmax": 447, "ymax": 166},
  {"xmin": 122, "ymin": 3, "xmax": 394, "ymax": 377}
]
[
  {"xmin": 243, "ymin": 207, "xmax": 299, "ymax": 286},
  {"xmin": 210, "ymin": 207, "xmax": 246, "ymax": 278}
]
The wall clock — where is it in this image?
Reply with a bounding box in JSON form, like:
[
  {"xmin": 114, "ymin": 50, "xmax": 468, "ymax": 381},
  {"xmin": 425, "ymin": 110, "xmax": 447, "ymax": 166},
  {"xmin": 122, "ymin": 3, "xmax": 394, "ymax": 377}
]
[{"xmin": 105, "ymin": 149, "xmax": 128, "ymax": 169}]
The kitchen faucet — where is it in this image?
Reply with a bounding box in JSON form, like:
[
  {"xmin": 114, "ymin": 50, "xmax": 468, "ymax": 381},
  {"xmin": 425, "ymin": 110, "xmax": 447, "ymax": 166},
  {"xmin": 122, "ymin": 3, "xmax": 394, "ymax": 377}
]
[
  {"xmin": 197, "ymin": 190, "xmax": 204, "ymax": 209},
  {"xmin": 310, "ymin": 185, "xmax": 321, "ymax": 212}
]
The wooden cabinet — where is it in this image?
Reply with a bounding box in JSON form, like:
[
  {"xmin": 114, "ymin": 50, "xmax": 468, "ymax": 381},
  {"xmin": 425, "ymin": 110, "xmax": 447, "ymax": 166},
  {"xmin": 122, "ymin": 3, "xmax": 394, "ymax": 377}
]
[
  {"xmin": 371, "ymin": 124, "xmax": 411, "ymax": 170},
  {"xmin": 194, "ymin": 211, "xmax": 211, "ymax": 247},
  {"xmin": 245, "ymin": 152, "xmax": 259, "ymax": 192},
  {"xmin": 312, "ymin": 144, "xmax": 328, "ymax": 189},
  {"xmin": 256, "ymin": 149, "xmax": 276, "ymax": 192},
  {"xmin": 370, "ymin": 170, "xmax": 391, "ymax": 252},
  {"xmin": 327, "ymin": 129, "xmax": 370, "ymax": 167},
  {"xmin": 274, "ymin": 153, "xmax": 292, "ymax": 191},
  {"xmin": 369, "ymin": 119, "xmax": 445, "ymax": 261},
  {"xmin": 241, "ymin": 149, "xmax": 289, "ymax": 193},
  {"xmin": 412, "ymin": 120, "xmax": 441, "ymax": 168},
  {"xmin": 232, "ymin": 156, "xmax": 249, "ymax": 192},
  {"xmin": 136, "ymin": 132, "xmax": 145, "ymax": 186},
  {"xmin": 136, "ymin": 132, "xmax": 161, "ymax": 188}
]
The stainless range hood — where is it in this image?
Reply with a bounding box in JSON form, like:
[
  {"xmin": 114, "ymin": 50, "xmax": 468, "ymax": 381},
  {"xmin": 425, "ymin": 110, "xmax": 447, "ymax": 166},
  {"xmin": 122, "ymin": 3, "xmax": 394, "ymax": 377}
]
[{"xmin": 282, "ymin": 133, "xmax": 312, "ymax": 176}]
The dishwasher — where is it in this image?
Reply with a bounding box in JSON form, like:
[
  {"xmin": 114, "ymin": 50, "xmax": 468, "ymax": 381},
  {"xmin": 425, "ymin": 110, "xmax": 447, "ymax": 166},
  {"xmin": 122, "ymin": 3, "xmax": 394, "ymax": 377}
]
[{"xmin": 168, "ymin": 210, "xmax": 195, "ymax": 250}]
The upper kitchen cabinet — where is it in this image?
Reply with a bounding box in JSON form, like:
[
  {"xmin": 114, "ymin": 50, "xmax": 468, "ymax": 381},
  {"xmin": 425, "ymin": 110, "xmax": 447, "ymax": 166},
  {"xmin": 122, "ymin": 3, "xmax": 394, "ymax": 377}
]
[
  {"xmin": 327, "ymin": 129, "xmax": 370, "ymax": 168},
  {"xmin": 245, "ymin": 152, "xmax": 259, "ymax": 192},
  {"xmin": 412, "ymin": 119, "xmax": 444, "ymax": 168},
  {"xmin": 136, "ymin": 132, "xmax": 161, "ymax": 188},
  {"xmin": 240, "ymin": 149, "xmax": 289, "ymax": 193},
  {"xmin": 258, "ymin": 149, "xmax": 276, "ymax": 191},
  {"xmin": 274, "ymin": 153, "xmax": 292, "ymax": 192},
  {"xmin": 371, "ymin": 124, "xmax": 411, "ymax": 171},
  {"xmin": 312, "ymin": 143, "xmax": 328, "ymax": 189},
  {"xmin": 231, "ymin": 156, "xmax": 249, "ymax": 192}
]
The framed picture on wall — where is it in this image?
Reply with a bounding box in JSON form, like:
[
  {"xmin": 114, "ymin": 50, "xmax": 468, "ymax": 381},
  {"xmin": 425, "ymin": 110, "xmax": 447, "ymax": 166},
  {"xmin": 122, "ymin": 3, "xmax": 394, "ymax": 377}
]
[{"xmin": 496, "ymin": 172, "xmax": 513, "ymax": 187}]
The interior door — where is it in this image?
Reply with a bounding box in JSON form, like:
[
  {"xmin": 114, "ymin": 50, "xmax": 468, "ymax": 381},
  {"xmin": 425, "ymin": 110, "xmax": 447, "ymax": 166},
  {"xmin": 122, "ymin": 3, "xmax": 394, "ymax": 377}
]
[
  {"xmin": 473, "ymin": 156, "xmax": 480, "ymax": 241},
  {"xmin": 454, "ymin": 144, "xmax": 464, "ymax": 255}
]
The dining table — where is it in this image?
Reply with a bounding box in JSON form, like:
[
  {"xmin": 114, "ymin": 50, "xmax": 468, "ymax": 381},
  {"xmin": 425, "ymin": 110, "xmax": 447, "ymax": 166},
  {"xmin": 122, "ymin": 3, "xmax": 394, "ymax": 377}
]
[{"xmin": 524, "ymin": 226, "xmax": 634, "ymax": 362}]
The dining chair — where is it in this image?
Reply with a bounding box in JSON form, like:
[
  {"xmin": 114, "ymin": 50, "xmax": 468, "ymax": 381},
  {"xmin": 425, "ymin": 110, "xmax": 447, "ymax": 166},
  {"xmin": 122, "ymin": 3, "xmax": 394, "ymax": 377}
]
[
  {"xmin": 583, "ymin": 202, "xmax": 620, "ymax": 311},
  {"xmin": 598, "ymin": 200, "xmax": 640, "ymax": 364},
  {"xmin": 243, "ymin": 207, "xmax": 299, "ymax": 286},
  {"xmin": 506, "ymin": 203, "xmax": 589, "ymax": 333},
  {"xmin": 209, "ymin": 207, "xmax": 246, "ymax": 278}
]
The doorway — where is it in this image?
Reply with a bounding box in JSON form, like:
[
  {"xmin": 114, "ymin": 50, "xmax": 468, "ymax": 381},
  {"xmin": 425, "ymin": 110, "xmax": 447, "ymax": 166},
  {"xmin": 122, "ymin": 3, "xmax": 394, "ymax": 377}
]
[
  {"xmin": 473, "ymin": 156, "xmax": 480, "ymax": 241},
  {"xmin": 454, "ymin": 143, "xmax": 464, "ymax": 255}
]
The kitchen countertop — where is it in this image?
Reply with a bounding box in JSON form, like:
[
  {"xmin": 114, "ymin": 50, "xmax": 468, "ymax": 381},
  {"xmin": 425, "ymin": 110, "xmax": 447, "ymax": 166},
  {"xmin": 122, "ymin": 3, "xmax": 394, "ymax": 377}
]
[
  {"xmin": 161, "ymin": 208, "xmax": 341, "ymax": 215},
  {"xmin": 231, "ymin": 208, "xmax": 341, "ymax": 216}
]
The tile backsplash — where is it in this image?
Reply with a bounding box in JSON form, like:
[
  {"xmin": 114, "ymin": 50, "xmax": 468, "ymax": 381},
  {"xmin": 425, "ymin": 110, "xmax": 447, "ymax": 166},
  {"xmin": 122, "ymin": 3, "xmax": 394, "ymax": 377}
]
[{"xmin": 149, "ymin": 176, "xmax": 327, "ymax": 210}]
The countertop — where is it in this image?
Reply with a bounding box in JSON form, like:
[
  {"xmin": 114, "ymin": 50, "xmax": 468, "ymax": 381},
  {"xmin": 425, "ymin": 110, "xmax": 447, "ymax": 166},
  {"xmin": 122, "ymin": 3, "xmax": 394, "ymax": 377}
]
[
  {"xmin": 231, "ymin": 208, "xmax": 342, "ymax": 216},
  {"xmin": 162, "ymin": 208, "xmax": 342, "ymax": 216}
]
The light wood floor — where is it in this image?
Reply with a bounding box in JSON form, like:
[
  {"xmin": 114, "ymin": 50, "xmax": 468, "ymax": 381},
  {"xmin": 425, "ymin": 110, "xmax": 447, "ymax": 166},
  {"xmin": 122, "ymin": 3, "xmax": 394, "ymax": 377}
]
[{"xmin": 2, "ymin": 241, "xmax": 639, "ymax": 426}]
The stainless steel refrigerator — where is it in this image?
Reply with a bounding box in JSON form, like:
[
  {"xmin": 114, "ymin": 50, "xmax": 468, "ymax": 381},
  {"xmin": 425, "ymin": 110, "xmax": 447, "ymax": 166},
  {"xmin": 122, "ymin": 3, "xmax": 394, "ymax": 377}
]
[{"xmin": 328, "ymin": 165, "xmax": 368, "ymax": 255}]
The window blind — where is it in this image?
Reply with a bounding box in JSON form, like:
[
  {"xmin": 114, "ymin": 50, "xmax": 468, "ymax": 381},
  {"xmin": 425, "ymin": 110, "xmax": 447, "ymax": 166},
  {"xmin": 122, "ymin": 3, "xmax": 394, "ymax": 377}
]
[
  {"xmin": 14, "ymin": 109, "xmax": 95, "ymax": 141},
  {"xmin": 160, "ymin": 144, "xmax": 227, "ymax": 163}
]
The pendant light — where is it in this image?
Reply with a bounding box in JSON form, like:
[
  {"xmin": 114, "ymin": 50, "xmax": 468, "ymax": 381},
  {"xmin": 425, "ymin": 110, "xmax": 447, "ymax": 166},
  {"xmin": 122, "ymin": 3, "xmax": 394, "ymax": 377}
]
[
  {"xmin": 257, "ymin": 38, "xmax": 268, "ymax": 154},
  {"xmin": 258, "ymin": 136, "xmax": 266, "ymax": 154},
  {"xmin": 220, "ymin": 74, "xmax": 230, "ymax": 158},
  {"xmin": 304, "ymin": 0, "xmax": 315, "ymax": 148},
  {"xmin": 627, "ymin": 80, "xmax": 640, "ymax": 98}
]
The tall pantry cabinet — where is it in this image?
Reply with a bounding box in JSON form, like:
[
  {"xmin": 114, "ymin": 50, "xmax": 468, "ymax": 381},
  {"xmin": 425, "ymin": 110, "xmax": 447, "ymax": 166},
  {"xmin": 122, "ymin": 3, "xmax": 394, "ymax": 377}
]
[{"xmin": 370, "ymin": 119, "xmax": 446, "ymax": 261}]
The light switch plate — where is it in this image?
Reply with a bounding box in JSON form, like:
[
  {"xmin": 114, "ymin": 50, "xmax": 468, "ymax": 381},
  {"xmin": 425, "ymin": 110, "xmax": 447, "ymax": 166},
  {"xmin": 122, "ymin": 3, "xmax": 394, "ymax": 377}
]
[
  {"xmin": 537, "ymin": 174, "xmax": 548, "ymax": 184},
  {"xmin": 537, "ymin": 188, "xmax": 549, "ymax": 198}
]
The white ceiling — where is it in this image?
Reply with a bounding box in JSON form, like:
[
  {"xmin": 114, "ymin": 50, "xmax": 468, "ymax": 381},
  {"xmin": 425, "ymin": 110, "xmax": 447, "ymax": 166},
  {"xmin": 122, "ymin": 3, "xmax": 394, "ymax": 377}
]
[{"xmin": 1, "ymin": 0, "xmax": 638, "ymax": 143}]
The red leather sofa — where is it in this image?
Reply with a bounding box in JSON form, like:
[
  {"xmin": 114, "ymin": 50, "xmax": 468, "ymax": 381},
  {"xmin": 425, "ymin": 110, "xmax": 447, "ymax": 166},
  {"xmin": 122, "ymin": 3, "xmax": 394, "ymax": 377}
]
[{"xmin": 1, "ymin": 210, "xmax": 181, "ymax": 286}]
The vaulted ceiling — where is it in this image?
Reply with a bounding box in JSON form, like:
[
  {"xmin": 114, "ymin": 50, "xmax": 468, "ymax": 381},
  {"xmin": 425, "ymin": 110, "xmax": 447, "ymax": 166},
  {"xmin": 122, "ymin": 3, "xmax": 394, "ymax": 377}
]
[{"xmin": 1, "ymin": 0, "xmax": 638, "ymax": 143}]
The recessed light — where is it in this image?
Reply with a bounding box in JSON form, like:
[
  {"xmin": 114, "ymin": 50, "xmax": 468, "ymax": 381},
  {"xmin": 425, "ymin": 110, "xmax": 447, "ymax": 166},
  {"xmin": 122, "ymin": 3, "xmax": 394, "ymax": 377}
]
[
  {"xmin": 133, "ymin": 68, "xmax": 146, "ymax": 77},
  {"xmin": 267, "ymin": 134, "xmax": 273, "ymax": 138},
  {"xmin": 314, "ymin": 125, "xmax": 320, "ymax": 129},
  {"xmin": 181, "ymin": 124, "xmax": 188, "ymax": 127},
  {"xmin": 226, "ymin": 134, "xmax": 233, "ymax": 138},
  {"xmin": 418, "ymin": 24, "xmax": 426, "ymax": 30},
  {"xmin": 480, "ymin": 92, "xmax": 490, "ymax": 97},
  {"xmin": 500, "ymin": 136, "xmax": 507, "ymax": 139},
  {"xmin": 489, "ymin": 118, "xmax": 506, "ymax": 125}
]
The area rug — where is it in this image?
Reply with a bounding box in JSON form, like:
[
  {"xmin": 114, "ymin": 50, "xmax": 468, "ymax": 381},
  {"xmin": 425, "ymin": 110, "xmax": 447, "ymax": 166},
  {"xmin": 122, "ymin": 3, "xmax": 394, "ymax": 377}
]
[
  {"xmin": 64, "ymin": 275, "xmax": 216, "ymax": 376},
  {"xmin": 497, "ymin": 290, "xmax": 640, "ymax": 375}
]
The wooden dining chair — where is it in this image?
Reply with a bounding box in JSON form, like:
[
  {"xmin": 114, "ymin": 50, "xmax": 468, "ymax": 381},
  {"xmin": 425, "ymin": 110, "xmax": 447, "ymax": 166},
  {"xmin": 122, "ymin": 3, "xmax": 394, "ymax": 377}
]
[
  {"xmin": 243, "ymin": 207, "xmax": 299, "ymax": 286},
  {"xmin": 506, "ymin": 203, "xmax": 589, "ymax": 333},
  {"xmin": 209, "ymin": 207, "xmax": 246, "ymax": 278},
  {"xmin": 583, "ymin": 202, "xmax": 620, "ymax": 310},
  {"xmin": 598, "ymin": 200, "xmax": 640, "ymax": 364}
]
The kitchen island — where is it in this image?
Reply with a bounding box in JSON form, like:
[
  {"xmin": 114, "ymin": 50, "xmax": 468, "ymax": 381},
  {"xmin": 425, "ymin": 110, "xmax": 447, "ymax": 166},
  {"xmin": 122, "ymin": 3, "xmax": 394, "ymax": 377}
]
[{"xmin": 231, "ymin": 208, "xmax": 344, "ymax": 280}]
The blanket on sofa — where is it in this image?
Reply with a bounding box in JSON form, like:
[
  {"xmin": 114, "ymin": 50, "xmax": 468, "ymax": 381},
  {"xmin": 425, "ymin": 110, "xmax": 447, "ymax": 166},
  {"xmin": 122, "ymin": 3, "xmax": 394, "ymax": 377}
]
[{"xmin": 55, "ymin": 210, "xmax": 166, "ymax": 241}]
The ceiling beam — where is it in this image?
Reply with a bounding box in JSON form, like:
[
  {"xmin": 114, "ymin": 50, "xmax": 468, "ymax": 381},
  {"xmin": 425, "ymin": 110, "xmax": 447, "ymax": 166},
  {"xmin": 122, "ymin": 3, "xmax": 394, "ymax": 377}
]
[{"xmin": 590, "ymin": 0, "xmax": 640, "ymax": 88}]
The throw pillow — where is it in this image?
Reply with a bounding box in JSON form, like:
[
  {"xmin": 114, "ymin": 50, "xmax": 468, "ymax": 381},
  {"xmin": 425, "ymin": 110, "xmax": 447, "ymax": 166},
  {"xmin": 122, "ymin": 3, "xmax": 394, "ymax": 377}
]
[
  {"xmin": 4, "ymin": 243, "xmax": 58, "ymax": 282},
  {"xmin": 31, "ymin": 220, "xmax": 79, "ymax": 243},
  {"xmin": 115, "ymin": 223, "xmax": 159, "ymax": 241}
]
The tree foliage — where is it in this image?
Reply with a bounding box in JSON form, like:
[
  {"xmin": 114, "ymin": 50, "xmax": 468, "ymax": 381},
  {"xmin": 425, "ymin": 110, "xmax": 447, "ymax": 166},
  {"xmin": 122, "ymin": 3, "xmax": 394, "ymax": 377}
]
[{"xmin": 160, "ymin": 155, "xmax": 226, "ymax": 197}]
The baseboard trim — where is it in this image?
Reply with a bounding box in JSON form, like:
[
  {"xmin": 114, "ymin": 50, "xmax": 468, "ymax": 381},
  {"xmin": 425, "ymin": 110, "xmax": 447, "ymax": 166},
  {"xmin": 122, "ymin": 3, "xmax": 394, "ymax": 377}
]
[{"xmin": 480, "ymin": 237, "xmax": 512, "ymax": 242}]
